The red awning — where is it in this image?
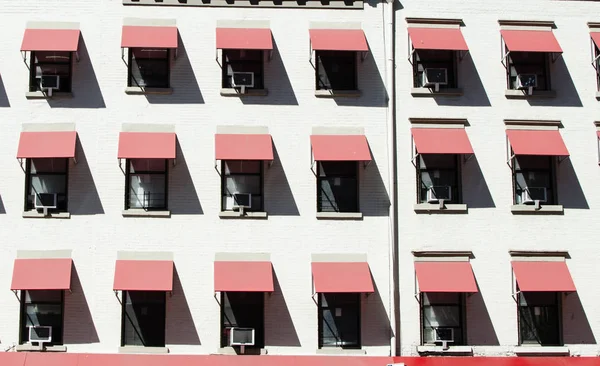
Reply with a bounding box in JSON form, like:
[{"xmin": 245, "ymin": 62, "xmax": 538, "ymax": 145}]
[
  {"xmin": 214, "ymin": 261, "xmax": 274, "ymax": 292},
  {"xmin": 512, "ymin": 261, "xmax": 576, "ymax": 292},
  {"xmin": 411, "ymin": 128, "xmax": 474, "ymax": 154},
  {"xmin": 309, "ymin": 29, "xmax": 368, "ymax": 52},
  {"xmin": 118, "ymin": 132, "xmax": 176, "ymax": 159},
  {"xmin": 113, "ymin": 260, "xmax": 174, "ymax": 292},
  {"xmin": 11, "ymin": 258, "xmax": 72, "ymax": 291},
  {"xmin": 312, "ymin": 262, "xmax": 374, "ymax": 293},
  {"xmin": 216, "ymin": 28, "xmax": 273, "ymax": 50},
  {"xmin": 506, "ymin": 129, "xmax": 569, "ymax": 156},
  {"xmin": 21, "ymin": 29, "xmax": 80, "ymax": 52},
  {"xmin": 408, "ymin": 27, "xmax": 468, "ymax": 51},
  {"xmin": 500, "ymin": 29, "xmax": 562, "ymax": 53},
  {"xmin": 415, "ymin": 262, "xmax": 478, "ymax": 293},
  {"xmin": 17, "ymin": 131, "xmax": 77, "ymax": 159},
  {"xmin": 311, "ymin": 135, "xmax": 371, "ymax": 161},
  {"xmin": 215, "ymin": 134, "xmax": 274, "ymax": 161},
  {"xmin": 121, "ymin": 26, "xmax": 178, "ymax": 49},
  {"xmin": 24, "ymin": 353, "xmax": 78, "ymax": 366}
]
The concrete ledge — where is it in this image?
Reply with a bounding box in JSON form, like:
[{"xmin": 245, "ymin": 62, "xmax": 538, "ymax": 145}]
[
  {"xmin": 22, "ymin": 211, "xmax": 71, "ymax": 219},
  {"xmin": 417, "ymin": 345, "xmax": 473, "ymax": 355},
  {"xmin": 119, "ymin": 346, "xmax": 169, "ymax": 354},
  {"xmin": 216, "ymin": 347, "xmax": 267, "ymax": 355},
  {"xmin": 414, "ymin": 203, "xmax": 468, "ymax": 214},
  {"xmin": 16, "ymin": 345, "xmax": 67, "ymax": 352},
  {"xmin": 316, "ymin": 212, "xmax": 363, "ymax": 220},
  {"xmin": 411, "ymin": 88, "xmax": 464, "ymax": 97},
  {"xmin": 219, "ymin": 211, "xmax": 268, "ymax": 219},
  {"xmin": 315, "ymin": 89, "xmax": 361, "ymax": 98},
  {"xmin": 596, "ymin": 91, "xmax": 600, "ymax": 100},
  {"xmin": 123, "ymin": 0, "xmax": 363, "ymax": 9},
  {"xmin": 505, "ymin": 89, "xmax": 557, "ymax": 99},
  {"xmin": 316, "ymin": 348, "xmax": 366, "ymax": 355},
  {"xmin": 26, "ymin": 91, "xmax": 73, "ymax": 99},
  {"xmin": 220, "ymin": 88, "xmax": 269, "ymax": 97},
  {"xmin": 511, "ymin": 205, "xmax": 564, "ymax": 215},
  {"xmin": 513, "ymin": 346, "xmax": 569, "ymax": 356},
  {"xmin": 125, "ymin": 87, "xmax": 173, "ymax": 95},
  {"xmin": 122, "ymin": 209, "xmax": 171, "ymax": 218}
]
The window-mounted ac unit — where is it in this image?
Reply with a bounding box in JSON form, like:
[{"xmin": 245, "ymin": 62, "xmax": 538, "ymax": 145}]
[
  {"xmin": 521, "ymin": 187, "xmax": 547, "ymax": 204},
  {"xmin": 232, "ymin": 72, "xmax": 255, "ymax": 92},
  {"xmin": 422, "ymin": 68, "xmax": 448, "ymax": 92},
  {"xmin": 426, "ymin": 186, "xmax": 452, "ymax": 203},
  {"xmin": 434, "ymin": 327, "xmax": 454, "ymax": 344},
  {"xmin": 34, "ymin": 193, "xmax": 57, "ymax": 215},
  {"xmin": 230, "ymin": 327, "xmax": 255, "ymax": 346},
  {"xmin": 516, "ymin": 74, "xmax": 537, "ymax": 95},
  {"xmin": 39, "ymin": 75, "xmax": 60, "ymax": 96},
  {"xmin": 29, "ymin": 325, "xmax": 52, "ymax": 345},
  {"xmin": 233, "ymin": 192, "xmax": 252, "ymax": 209}
]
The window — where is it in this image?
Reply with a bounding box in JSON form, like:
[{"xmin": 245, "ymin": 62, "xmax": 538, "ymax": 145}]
[
  {"xmin": 595, "ymin": 44, "xmax": 600, "ymax": 91},
  {"xmin": 317, "ymin": 161, "xmax": 358, "ymax": 213},
  {"xmin": 221, "ymin": 292, "xmax": 264, "ymax": 348},
  {"xmin": 25, "ymin": 158, "xmax": 68, "ymax": 212},
  {"xmin": 125, "ymin": 159, "xmax": 168, "ymax": 210},
  {"xmin": 417, "ymin": 154, "xmax": 460, "ymax": 204},
  {"xmin": 222, "ymin": 50, "xmax": 264, "ymax": 90},
  {"xmin": 316, "ymin": 51, "xmax": 357, "ymax": 91},
  {"xmin": 318, "ymin": 293, "xmax": 360, "ymax": 348},
  {"xmin": 518, "ymin": 291, "xmax": 561, "ymax": 346},
  {"xmin": 29, "ymin": 51, "xmax": 72, "ymax": 93},
  {"xmin": 507, "ymin": 52, "xmax": 550, "ymax": 91},
  {"xmin": 221, "ymin": 160, "xmax": 263, "ymax": 212},
  {"xmin": 122, "ymin": 291, "xmax": 166, "ymax": 347},
  {"xmin": 20, "ymin": 290, "xmax": 64, "ymax": 346},
  {"xmin": 421, "ymin": 292, "xmax": 464, "ymax": 345},
  {"xmin": 413, "ymin": 50, "xmax": 457, "ymax": 89},
  {"xmin": 512, "ymin": 155, "xmax": 556, "ymax": 205},
  {"xmin": 128, "ymin": 48, "xmax": 170, "ymax": 88}
]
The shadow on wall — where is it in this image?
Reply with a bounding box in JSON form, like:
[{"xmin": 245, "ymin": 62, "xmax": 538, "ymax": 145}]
[
  {"xmin": 241, "ymin": 39, "xmax": 298, "ymax": 106},
  {"xmin": 362, "ymin": 281, "xmax": 392, "ymax": 347},
  {"xmin": 528, "ymin": 57, "xmax": 582, "ymax": 108},
  {"xmin": 434, "ymin": 52, "xmax": 491, "ymax": 107},
  {"xmin": 0, "ymin": 74, "xmax": 10, "ymax": 107},
  {"xmin": 49, "ymin": 35, "xmax": 105, "ymax": 109},
  {"xmin": 361, "ymin": 157, "xmax": 391, "ymax": 217},
  {"xmin": 169, "ymin": 140, "xmax": 204, "ymax": 215},
  {"xmin": 166, "ymin": 266, "xmax": 201, "ymax": 345},
  {"xmin": 462, "ymin": 155, "xmax": 496, "ymax": 208},
  {"xmin": 335, "ymin": 46, "xmax": 388, "ymax": 108},
  {"xmin": 563, "ymin": 291, "xmax": 596, "ymax": 345},
  {"xmin": 146, "ymin": 35, "xmax": 204, "ymax": 104},
  {"xmin": 264, "ymin": 269, "xmax": 301, "ymax": 347},
  {"xmin": 0, "ymin": 195, "xmax": 5, "ymax": 214},
  {"xmin": 466, "ymin": 290, "xmax": 500, "ymax": 346},
  {"xmin": 265, "ymin": 144, "xmax": 300, "ymax": 216},
  {"xmin": 63, "ymin": 265, "xmax": 100, "ymax": 344},
  {"xmin": 69, "ymin": 136, "xmax": 105, "ymax": 215},
  {"xmin": 558, "ymin": 158, "xmax": 589, "ymax": 209}
]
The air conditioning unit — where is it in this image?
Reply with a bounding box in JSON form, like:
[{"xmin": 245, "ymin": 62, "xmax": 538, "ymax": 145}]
[
  {"xmin": 34, "ymin": 193, "xmax": 57, "ymax": 215},
  {"xmin": 521, "ymin": 187, "xmax": 547, "ymax": 204},
  {"xmin": 434, "ymin": 327, "xmax": 454, "ymax": 349},
  {"xmin": 230, "ymin": 327, "xmax": 255, "ymax": 346},
  {"xmin": 40, "ymin": 75, "xmax": 60, "ymax": 97},
  {"xmin": 426, "ymin": 186, "xmax": 452, "ymax": 203},
  {"xmin": 232, "ymin": 72, "xmax": 255, "ymax": 93},
  {"xmin": 516, "ymin": 74, "xmax": 537, "ymax": 95},
  {"xmin": 422, "ymin": 68, "xmax": 448, "ymax": 92},
  {"xmin": 29, "ymin": 325, "xmax": 52, "ymax": 346}
]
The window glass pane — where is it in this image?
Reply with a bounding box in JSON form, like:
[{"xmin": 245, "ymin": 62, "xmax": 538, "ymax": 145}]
[
  {"xmin": 129, "ymin": 174, "xmax": 166, "ymax": 209},
  {"xmin": 30, "ymin": 158, "xmax": 68, "ymax": 174},
  {"xmin": 221, "ymin": 292, "xmax": 264, "ymax": 347},
  {"xmin": 224, "ymin": 160, "xmax": 261, "ymax": 174},
  {"xmin": 130, "ymin": 49, "xmax": 169, "ymax": 88},
  {"xmin": 509, "ymin": 52, "xmax": 548, "ymax": 90},
  {"xmin": 319, "ymin": 161, "xmax": 357, "ymax": 177},
  {"xmin": 130, "ymin": 159, "xmax": 166, "ymax": 173},
  {"xmin": 21, "ymin": 290, "xmax": 62, "ymax": 345},
  {"xmin": 319, "ymin": 178, "xmax": 358, "ymax": 212},
  {"xmin": 35, "ymin": 52, "xmax": 71, "ymax": 64},
  {"xmin": 320, "ymin": 293, "xmax": 359, "ymax": 348},
  {"xmin": 222, "ymin": 50, "xmax": 264, "ymax": 89},
  {"xmin": 31, "ymin": 176, "xmax": 67, "ymax": 195},
  {"xmin": 31, "ymin": 52, "xmax": 71, "ymax": 92},
  {"xmin": 423, "ymin": 305, "xmax": 460, "ymax": 327},
  {"xmin": 519, "ymin": 292, "xmax": 558, "ymax": 306},
  {"xmin": 419, "ymin": 154, "xmax": 457, "ymax": 169},
  {"xmin": 123, "ymin": 291, "xmax": 165, "ymax": 347},
  {"xmin": 132, "ymin": 49, "xmax": 168, "ymax": 59},
  {"xmin": 422, "ymin": 292, "xmax": 460, "ymax": 305},
  {"xmin": 514, "ymin": 156, "xmax": 551, "ymax": 170},
  {"xmin": 224, "ymin": 176, "xmax": 261, "ymax": 196},
  {"xmin": 25, "ymin": 290, "xmax": 62, "ymax": 303},
  {"xmin": 316, "ymin": 51, "xmax": 357, "ymax": 90},
  {"xmin": 519, "ymin": 305, "xmax": 559, "ymax": 345},
  {"xmin": 414, "ymin": 50, "xmax": 456, "ymax": 88}
]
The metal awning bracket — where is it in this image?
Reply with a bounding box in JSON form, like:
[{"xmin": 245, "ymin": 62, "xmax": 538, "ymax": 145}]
[
  {"xmin": 215, "ymin": 48, "xmax": 222, "ymax": 67},
  {"xmin": 558, "ymin": 155, "xmax": 569, "ymax": 164},
  {"xmin": 12, "ymin": 290, "xmax": 20, "ymax": 301},
  {"xmin": 214, "ymin": 160, "xmax": 221, "ymax": 176},
  {"xmin": 114, "ymin": 290, "xmax": 122, "ymax": 304},
  {"xmin": 551, "ymin": 52, "xmax": 560, "ymax": 63},
  {"xmin": 118, "ymin": 158, "xmax": 126, "ymax": 174},
  {"xmin": 597, "ymin": 136, "xmax": 600, "ymax": 165},
  {"xmin": 21, "ymin": 51, "xmax": 28, "ymax": 65},
  {"xmin": 360, "ymin": 51, "xmax": 368, "ymax": 62},
  {"xmin": 501, "ymin": 50, "xmax": 510, "ymax": 69},
  {"xmin": 18, "ymin": 158, "xmax": 25, "ymax": 172},
  {"xmin": 458, "ymin": 50, "xmax": 468, "ymax": 62},
  {"xmin": 363, "ymin": 160, "xmax": 371, "ymax": 169},
  {"xmin": 410, "ymin": 137, "xmax": 419, "ymax": 167},
  {"xmin": 214, "ymin": 291, "xmax": 221, "ymax": 305},
  {"xmin": 463, "ymin": 153, "xmax": 474, "ymax": 163},
  {"xmin": 506, "ymin": 135, "xmax": 514, "ymax": 169}
]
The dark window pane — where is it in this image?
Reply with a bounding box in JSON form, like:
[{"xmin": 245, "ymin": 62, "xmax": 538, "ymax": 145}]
[
  {"xmin": 316, "ymin": 51, "xmax": 357, "ymax": 90},
  {"xmin": 317, "ymin": 161, "xmax": 358, "ymax": 213},
  {"xmin": 224, "ymin": 160, "xmax": 261, "ymax": 174},
  {"xmin": 421, "ymin": 293, "xmax": 464, "ymax": 345},
  {"xmin": 30, "ymin": 158, "xmax": 68, "ymax": 173},
  {"xmin": 319, "ymin": 293, "xmax": 360, "ymax": 348},
  {"xmin": 419, "ymin": 154, "xmax": 457, "ymax": 169},
  {"xmin": 123, "ymin": 291, "xmax": 166, "ymax": 347},
  {"xmin": 418, "ymin": 155, "xmax": 459, "ymax": 204},
  {"xmin": 129, "ymin": 48, "xmax": 169, "ymax": 88},
  {"xmin": 221, "ymin": 292, "xmax": 264, "ymax": 348},
  {"xmin": 513, "ymin": 156, "xmax": 555, "ymax": 205},
  {"xmin": 128, "ymin": 174, "xmax": 167, "ymax": 209},
  {"xmin": 508, "ymin": 52, "xmax": 549, "ymax": 90},
  {"xmin": 319, "ymin": 161, "xmax": 358, "ymax": 177},
  {"xmin": 20, "ymin": 290, "xmax": 63, "ymax": 345},
  {"xmin": 26, "ymin": 159, "xmax": 68, "ymax": 212},
  {"xmin": 414, "ymin": 50, "xmax": 457, "ymax": 88},
  {"xmin": 30, "ymin": 51, "xmax": 72, "ymax": 92},
  {"xmin": 222, "ymin": 50, "xmax": 264, "ymax": 89},
  {"xmin": 222, "ymin": 160, "xmax": 263, "ymax": 211},
  {"xmin": 519, "ymin": 292, "xmax": 560, "ymax": 346},
  {"xmin": 130, "ymin": 159, "xmax": 167, "ymax": 173}
]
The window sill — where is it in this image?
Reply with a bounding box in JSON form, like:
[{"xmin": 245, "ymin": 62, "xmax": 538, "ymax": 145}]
[
  {"xmin": 315, "ymin": 89, "xmax": 361, "ymax": 98},
  {"xmin": 316, "ymin": 348, "xmax": 366, "ymax": 355},
  {"xmin": 595, "ymin": 91, "xmax": 600, "ymax": 100},
  {"xmin": 216, "ymin": 347, "xmax": 267, "ymax": 355},
  {"xmin": 417, "ymin": 345, "xmax": 473, "ymax": 355},
  {"xmin": 220, "ymin": 88, "xmax": 269, "ymax": 97},
  {"xmin": 513, "ymin": 346, "xmax": 569, "ymax": 356},
  {"xmin": 411, "ymin": 88, "xmax": 464, "ymax": 97},
  {"xmin": 26, "ymin": 91, "xmax": 73, "ymax": 99},
  {"xmin": 510, "ymin": 204, "xmax": 564, "ymax": 215},
  {"xmin": 118, "ymin": 346, "xmax": 169, "ymax": 354},
  {"xmin": 125, "ymin": 87, "xmax": 173, "ymax": 95},
  {"xmin": 22, "ymin": 211, "xmax": 71, "ymax": 219},
  {"xmin": 122, "ymin": 209, "xmax": 171, "ymax": 218},
  {"xmin": 505, "ymin": 89, "xmax": 557, "ymax": 99},
  {"xmin": 219, "ymin": 211, "xmax": 268, "ymax": 219},
  {"xmin": 16, "ymin": 344, "xmax": 67, "ymax": 352},
  {"xmin": 316, "ymin": 212, "xmax": 363, "ymax": 220},
  {"xmin": 414, "ymin": 203, "xmax": 468, "ymax": 214}
]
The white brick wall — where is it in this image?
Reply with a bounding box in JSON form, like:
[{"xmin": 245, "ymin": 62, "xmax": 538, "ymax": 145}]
[{"xmin": 0, "ymin": 0, "xmax": 392, "ymax": 356}]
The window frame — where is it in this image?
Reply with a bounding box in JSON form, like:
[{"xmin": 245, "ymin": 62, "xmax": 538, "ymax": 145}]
[
  {"xmin": 19, "ymin": 290, "xmax": 65, "ymax": 346},
  {"xmin": 595, "ymin": 44, "xmax": 600, "ymax": 91},
  {"xmin": 419, "ymin": 292, "xmax": 466, "ymax": 346},
  {"xmin": 24, "ymin": 158, "xmax": 69, "ymax": 213},
  {"xmin": 315, "ymin": 50, "xmax": 358, "ymax": 91},
  {"xmin": 316, "ymin": 161, "xmax": 359, "ymax": 213},
  {"xmin": 120, "ymin": 290, "xmax": 167, "ymax": 348},
  {"xmin": 220, "ymin": 160, "xmax": 264, "ymax": 212},
  {"xmin": 127, "ymin": 48, "xmax": 171, "ymax": 89},
  {"xmin": 506, "ymin": 50, "xmax": 551, "ymax": 91},
  {"xmin": 416, "ymin": 154, "xmax": 462, "ymax": 204},
  {"xmin": 511, "ymin": 154, "xmax": 557, "ymax": 205},
  {"xmin": 412, "ymin": 49, "xmax": 459, "ymax": 89},
  {"xmin": 221, "ymin": 49, "xmax": 265, "ymax": 90},
  {"xmin": 219, "ymin": 291, "xmax": 265, "ymax": 348},
  {"xmin": 124, "ymin": 158, "xmax": 169, "ymax": 211},
  {"xmin": 28, "ymin": 51, "xmax": 73, "ymax": 93},
  {"xmin": 517, "ymin": 290, "xmax": 562, "ymax": 346},
  {"xmin": 317, "ymin": 292, "xmax": 361, "ymax": 349}
]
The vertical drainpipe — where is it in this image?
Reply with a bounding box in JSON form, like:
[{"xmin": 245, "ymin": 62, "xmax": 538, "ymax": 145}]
[{"xmin": 384, "ymin": 0, "xmax": 398, "ymax": 358}]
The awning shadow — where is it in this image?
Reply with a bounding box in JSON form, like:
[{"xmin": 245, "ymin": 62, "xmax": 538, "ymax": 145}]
[
  {"xmin": 361, "ymin": 156, "xmax": 390, "ymax": 217},
  {"xmin": 466, "ymin": 289, "xmax": 500, "ymax": 346},
  {"xmin": 166, "ymin": 266, "xmax": 201, "ymax": 345},
  {"xmin": 558, "ymin": 158, "xmax": 589, "ymax": 209},
  {"xmin": 0, "ymin": 195, "xmax": 6, "ymax": 214},
  {"xmin": 69, "ymin": 135, "xmax": 105, "ymax": 215},
  {"xmin": 264, "ymin": 269, "xmax": 301, "ymax": 347},
  {"xmin": 63, "ymin": 264, "xmax": 100, "ymax": 344},
  {"xmin": 0, "ymin": 74, "xmax": 10, "ymax": 107},
  {"xmin": 434, "ymin": 51, "xmax": 491, "ymax": 107},
  {"xmin": 462, "ymin": 155, "xmax": 496, "ymax": 208},
  {"xmin": 563, "ymin": 291, "xmax": 596, "ymax": 345},
  {"xmin": 527, "ymin": 57, "xmax": 583, "ymax": 108},
  {"xmin": 265, "ymin": 144, "xmax": 299, "ymax": 216},
  {"xmin": 169, "ymin": 140, "xmax": 204, "ymax": 215},
  {"xmin": 362, "ymin": 280, "xmax": 392, "ymax": 346}
]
